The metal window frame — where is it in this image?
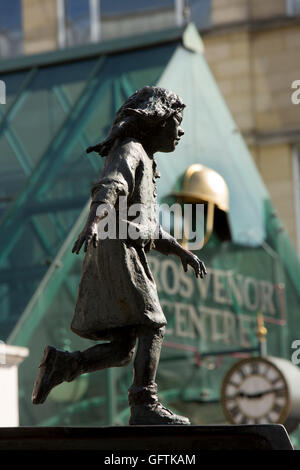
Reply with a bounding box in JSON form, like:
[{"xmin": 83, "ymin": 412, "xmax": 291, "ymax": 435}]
[
  {"xmin": 292, "ymin": 146, "xmax": 300, "ymax": 256},
  {"xmin": 90, "ymin": 0, "xmax": 101, "ymax": 42},
  {"xmin": 57, "ymin": 0, "xmax": 66, "ymax": 48},
  {"xmin": 175, "ymin": 0, "xmax": 184, "ymax": 26},
  {"xmin": 56, "ymin": 0, "xmax": 182, "ymax": 48},
  {"xmin": 286, "ymin": 0, "xmax": 300, "ymax": 16},
  {"xmin": 57, "ymin": 0, "xmax": 101, "ymax": 48}
]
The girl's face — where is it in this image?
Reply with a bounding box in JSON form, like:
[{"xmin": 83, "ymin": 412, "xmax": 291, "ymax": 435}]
[
  {"xmin": 142, "ymin": 113, "xmax": 184, "ymax": 154},
  {"xmin": 156, "ymin": 113, "xmax": 184, "ymax": 153}
]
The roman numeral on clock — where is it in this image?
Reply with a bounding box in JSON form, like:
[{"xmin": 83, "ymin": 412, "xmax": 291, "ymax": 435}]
[
  {"xmin": 273, "ymin": 403, "xmax": 282, "ymax": 414},
  {"xmin": 250, "ymin": 363, "xmax": 259, "ymax": 375},
  {"xmin": 228, "ymin": 379, "xmax": 239, "ymax": 387},
  {"xmin": 275, "ymin": 388, "xmax": 286, "ymax": 398},
  {"xmin": 237, "ymin": 368, "xmax": 246, "ymax": 379},
  {"xmin": 271, "ymin": 376, "xmax": 281, "ymax": 386},
  {"xmin": 266, "ymin": 413, "xmax": 276, "ymax": 423},
  {"xmin": 229, "ymin": 405, "xmax": 240, "ymax": 418}
]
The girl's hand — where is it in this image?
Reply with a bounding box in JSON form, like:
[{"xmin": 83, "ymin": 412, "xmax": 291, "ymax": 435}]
[
  {"xmin": 72, "ymin": 203, "xmax": 110, "ymax": 255},
  {"xmin": 72, "ymin": 221, "xmax": 99, "ymax": 254},
  {"xmin": 180, "ymin": 250, "xmax": 207, "ymax": 279}
]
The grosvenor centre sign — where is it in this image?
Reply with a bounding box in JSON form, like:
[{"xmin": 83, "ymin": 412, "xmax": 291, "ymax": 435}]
[{"xmin": 148, "ymin": 252, "xmax": 285, "ymax": 349}]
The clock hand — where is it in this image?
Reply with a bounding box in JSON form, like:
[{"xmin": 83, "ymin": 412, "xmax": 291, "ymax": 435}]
[{"xmin": 236, "ymin": 387, "xmax": 285, "ymax": 399}]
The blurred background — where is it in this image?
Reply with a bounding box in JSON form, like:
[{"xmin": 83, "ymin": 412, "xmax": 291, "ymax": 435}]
[
  {"xmin": 1, "ymin": 0, "xmax": 300, "ymax": 450},
  {"xmin": 1, "ymin": 0, "xmax": 300, "ymax": 256}
]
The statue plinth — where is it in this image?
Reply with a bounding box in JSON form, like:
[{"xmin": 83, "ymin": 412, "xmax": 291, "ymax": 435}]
[{"xmin": 0, "ymin": 424, "xmax": 293, "ymax": 451}]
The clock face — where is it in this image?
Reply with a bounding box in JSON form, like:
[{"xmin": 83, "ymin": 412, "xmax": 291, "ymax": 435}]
[{"xmin": 221, "ymin": 358, "xmax": 290, "ymax": 425}]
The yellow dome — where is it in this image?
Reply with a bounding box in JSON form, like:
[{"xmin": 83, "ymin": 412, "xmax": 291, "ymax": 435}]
[{"xmin": 173, "ymin": 164, "xmax": 229, "ymax": 212}]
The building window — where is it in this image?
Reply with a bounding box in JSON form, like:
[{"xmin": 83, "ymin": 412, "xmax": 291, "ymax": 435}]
[
  {"xmin": 293, "ymin": 147, "xmax": 300, "ymax": 256},
  {"xmin": 65, "ymin": 0, "xmax": 91, "ymax": 46},
  {"xmin": 57, "ymin": 0, "xmax": 97, "ymax": 48},
  {"xmin": 100, "ymin": 0, "xmax": 177, "ymax": 41},
  {"xmin": 186, "ymin": 0, "xmax": 211, "ymax": 30},
  {"xmin": 0, "ymin": 0, "xmax": 23, "ymax": 58},
  {"xmin": 58, "ymin": 0, "xmax": 208, "ymax": 48},
  {"xmin": 56, "ymin": 0, "xmax": 212, "ymax": 49},
  {"xmin": 286, "ymin": 0, "xmax": 300, "ymax": 16},
  {"xmin": 55, "ymin": 0, "xmax": 213, "ymax": 49}
]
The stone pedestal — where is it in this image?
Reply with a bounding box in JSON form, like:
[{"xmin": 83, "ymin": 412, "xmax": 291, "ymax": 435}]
[
  {"xmin": 0, "ymin": 424, "xmax": 293, "ymax": 450},
  {"xmin": 0, "ymin": 344, "xmax": 29, "ymax": 426}
]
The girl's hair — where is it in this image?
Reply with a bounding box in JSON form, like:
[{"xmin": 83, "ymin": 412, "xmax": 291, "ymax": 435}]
[{"xmin": 86, "ymin": 86, "xmax": 185, "ymax": 157}]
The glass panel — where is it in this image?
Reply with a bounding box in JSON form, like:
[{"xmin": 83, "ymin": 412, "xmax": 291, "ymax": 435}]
[
  {"xmin": 0, "ymin": 137, "xmax": 26, "ymax": 217},
  {"xmin": 0, "ymin": 60, "xmax": 97, "ymax": 222},
  {"xmin": 287, "ymin": 0, "xmax": 300, "ymax": 15},
  {"xmin": 188, "ymin": 0, "xmax": 212, "ymax": 29},
  {"xmin": 11, "ymin": 60, "xmax": 97, "ymax": 166},
  {"xmin": 0, "ymin": 0, "xmax": 23, "ymax": 58},
  {"xmin": 295, "ymin": 0, "xmax": 300, "ymax": 13},
  {"xmin": 65, "ymin": 0, "xmax": 91, "ymax": 46}
]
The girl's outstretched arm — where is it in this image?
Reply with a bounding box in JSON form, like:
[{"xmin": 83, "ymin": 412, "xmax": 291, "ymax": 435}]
[{"xmin": 154, "ymin": 226, "xmax": 207, "ymax": 279}]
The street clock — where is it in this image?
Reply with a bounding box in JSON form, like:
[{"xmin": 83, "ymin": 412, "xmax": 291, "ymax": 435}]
[{"xmin": 221, "ymin": 357, "xmax": 298, "ymax": 425}]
